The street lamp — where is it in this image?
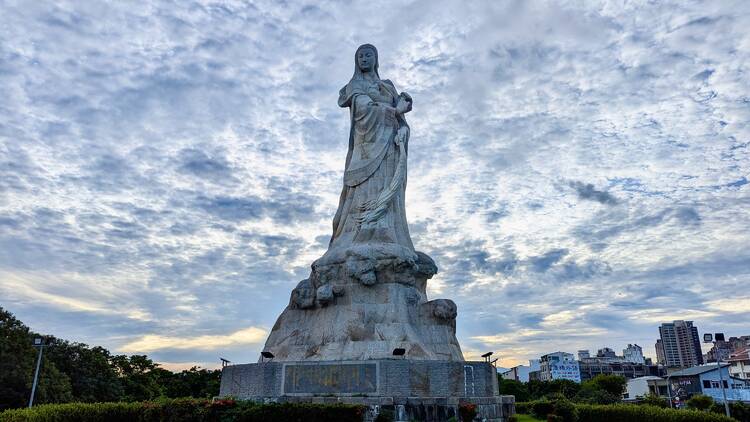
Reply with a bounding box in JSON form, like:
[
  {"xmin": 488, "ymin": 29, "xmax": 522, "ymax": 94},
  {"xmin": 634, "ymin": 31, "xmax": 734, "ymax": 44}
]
[
  {"xmin": 705, "ymin": 333, "xmax": 731, "ymax": 418},
  {"xmin": 29, "ymin": 337, "xmax": 47, "ymax": 408}
]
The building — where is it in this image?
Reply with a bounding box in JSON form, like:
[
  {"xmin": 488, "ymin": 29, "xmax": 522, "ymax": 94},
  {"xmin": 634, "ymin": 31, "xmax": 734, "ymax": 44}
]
[
  {"xmin": 624, "ymin": 344, "xmax": 646, "ymax": 364},
  {"xmin": 669, "ymin": 364, "xmax": 750, "ymax": 403},
  {"xmin": 538, "ymin": 352, "xmax": 581, "ymax": 383},
  {"xmin": 656, "ymin": 339, "xmax": 666, "ymax": 365},
  {"xmin": 706, "ymin": 340, "xmax": 734, "ymax": 363},
  {"xmin": 729, "ymin": 348, "xmax": 750, "ymax": 380},
  {"xmin": 597, "ymin": 347, "xmax": 617, "ymax": 359},
  {"xmin": 578, "ymin": 357, "xmax": 664, "ymax": 381},
  {"xmin": 728, "ymin": 336, "xmax": 750, "ymax": 351},
  {"xmin": 578, "ymin": 350, "xmax": 590, "ymax": 360},
  {"xmin": 502, "ymin": 365, "xmax": 530, "ymax": 383},
  {"xmin": 657, "ymin": 320, "xmax": 703, "ymax": 368},
  {"xmin": 623, "ymin": 376, "xmax": 668, "ymax": 401}
]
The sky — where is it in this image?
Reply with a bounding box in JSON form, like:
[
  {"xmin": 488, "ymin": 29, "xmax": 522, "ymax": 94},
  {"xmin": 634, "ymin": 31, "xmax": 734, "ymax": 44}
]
[{"xmin": 1, "ymin": 0, "xmax": 749, "ymax": 371}]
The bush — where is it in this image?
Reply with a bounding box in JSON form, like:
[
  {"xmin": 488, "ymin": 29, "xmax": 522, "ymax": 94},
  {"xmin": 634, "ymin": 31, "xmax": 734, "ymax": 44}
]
[
  {"xmin": 515, "ymin": 401, "xmax": 531, "ymax": 414},
  {"xmin": 639, "ymin": 393, "xmax": 669, "ymax": 408},
  {"xmin": 458, "ymin": 403, "xmax": 477, "ymax": 422},
  {"xmin": 576, "ymin": 403, "xmax": 735, "ymax": 422},
  {"xmin": 553, "ymin": 399, "xmax": 578, "ymax": 422},
  {"xmin": 374, "ymin": 407, "xmax": 394, "ymax": 422},
  {"xmin": 547, "ymin": 416, "xmax": 564, "ymax": 422},
  {"xmin": 0, "ymin": 399, "xmax": 366, "ymax": 422},
  {"xmin": 687, "ymin": 394, "xmax": 714, "ymax": 411},
  {"xmin": 531, "ymin": 400, "xmax": 555, "ymax": 419},
  {"xmin": 710, "ymin": 401, "xmax": 750, "ymax": 422}
]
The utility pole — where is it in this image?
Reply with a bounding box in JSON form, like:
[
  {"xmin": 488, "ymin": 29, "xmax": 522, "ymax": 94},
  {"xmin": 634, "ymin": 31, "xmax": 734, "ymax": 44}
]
[
  {"xmin": 29, "ymin": 337, "xmax": 46, "ymax": 408},
  {"xmin": 705, "ymin": 333, "xmax": 731, "ymax": 418}
]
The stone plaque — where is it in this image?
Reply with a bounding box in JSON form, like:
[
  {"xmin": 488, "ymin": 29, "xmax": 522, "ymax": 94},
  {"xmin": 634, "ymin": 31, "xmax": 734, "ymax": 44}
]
[{"xmin": 283, "ymin": 362, "xmax": 377, "ymax": 394}]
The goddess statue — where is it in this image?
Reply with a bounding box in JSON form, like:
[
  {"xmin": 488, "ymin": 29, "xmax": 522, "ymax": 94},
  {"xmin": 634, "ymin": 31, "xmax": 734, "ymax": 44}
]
[{"xmin": 261, "ymin": 44, "xmax": 463, "ymax": 362}]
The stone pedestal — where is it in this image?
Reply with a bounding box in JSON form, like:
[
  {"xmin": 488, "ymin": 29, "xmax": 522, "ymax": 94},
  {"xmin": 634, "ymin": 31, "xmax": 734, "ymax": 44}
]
[{"xmin": 220, "ymin": 359, "xmax": 515, "ymax": 421}]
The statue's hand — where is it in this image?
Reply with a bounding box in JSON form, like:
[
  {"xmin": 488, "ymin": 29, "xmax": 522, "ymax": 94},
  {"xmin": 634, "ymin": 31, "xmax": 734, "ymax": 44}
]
[
  {"xmin": 395, "ymin": 126, "xmax": 409, "ymax": 146},
  {"xmin": 396, "ymin": 97, "xmax": 410, "ymax": 115}
]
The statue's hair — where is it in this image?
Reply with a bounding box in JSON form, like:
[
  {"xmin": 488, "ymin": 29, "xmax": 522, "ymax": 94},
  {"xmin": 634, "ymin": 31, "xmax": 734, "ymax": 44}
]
[{"xmin": 352, "ymin": 43, "xmax": 380, "ymax": 80}]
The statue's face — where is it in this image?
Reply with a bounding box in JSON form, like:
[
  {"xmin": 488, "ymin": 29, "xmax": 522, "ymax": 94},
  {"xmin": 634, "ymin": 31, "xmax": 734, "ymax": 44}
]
[{"xmin": 357, "ymin": 47, "xmax": 376, "ymax": 72}]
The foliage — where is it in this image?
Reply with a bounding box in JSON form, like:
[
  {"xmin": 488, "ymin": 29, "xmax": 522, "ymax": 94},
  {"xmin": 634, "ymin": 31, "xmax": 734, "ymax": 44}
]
[
  {"xmin": 374, "ymin": 407, "xmax": 394, "ymax": 422},
  {"xmin": 515, "ymin": 401, "xmax": 531, "ymax": 414},
  {"xmin": 0, "ymin": 307, "xmax": 74, "ymax": 410},
  {"xmin": 458, "ymin": 402, "xmax": 477, "ymax": 422},
  {"xmin": 709, "ymin": 401, "xmax": 750, "ymax": 422},
  {"xmin": 547, "ymin": 416, "xmax": 564, "ymax": 422},
  {"xmin": 576, "ymin": 403, "xmax": 735, "ymax": 422},
  {"xmin": 527, "ymin": 380, "xmax": 581, "ymax": 401},
  {"xmin": 0, "ymin": 399, "xmax": 366, "ymax": 422},
  {"xmin": 553, "ymin": 399, "xmax": 578, "ymax": 422},
  {"xmin": 0, "ymin": 307, "xmax": 220, "ymax": 410},
  {"xmin": 531, "ymin": 400, "xmax": 555, "ymax": 419},
  {"xmin": 640, "ymin": 393, "xmax": 669, "ymax": 408},
  {"xmin": 687, "ymin": 395, "xmax": 714, "ymax": 411},
  {"xmin": 575, "ymin": 375, "xmax": 627, "ymax": 404},
  {"xmin": 499, "ymin": 377, "xmax": 531, "ymax": 402}
]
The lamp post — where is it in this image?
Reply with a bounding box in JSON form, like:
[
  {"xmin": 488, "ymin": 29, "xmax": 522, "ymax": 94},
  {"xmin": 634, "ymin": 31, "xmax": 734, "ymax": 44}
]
[
  {"xmin": 28, "ymin": 337, "xmax": 46, "ymax": 408},
  {"xmin": 705, "ymin": 333, "xmax": 731, "ymax": 418}
]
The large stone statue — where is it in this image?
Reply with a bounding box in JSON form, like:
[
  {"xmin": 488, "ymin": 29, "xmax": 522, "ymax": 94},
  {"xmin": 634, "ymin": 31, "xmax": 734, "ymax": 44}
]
[{"xmin": 262, "ymin": 44, "xmax": 464, "ymax": 362}]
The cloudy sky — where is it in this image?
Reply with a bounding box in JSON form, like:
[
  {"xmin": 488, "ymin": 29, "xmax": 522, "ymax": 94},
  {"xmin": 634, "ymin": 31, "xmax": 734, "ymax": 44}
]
[{"xmin": 1, "ymin": 0, "xmax": 749, "ymax": 370}]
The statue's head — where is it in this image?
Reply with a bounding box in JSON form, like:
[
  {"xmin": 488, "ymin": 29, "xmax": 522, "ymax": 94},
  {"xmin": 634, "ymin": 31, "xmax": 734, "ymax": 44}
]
[
  {"xmin": 356, "ymin": 44, "xmax": 378, "ymax": 73},
  {"xmin": 353, "ymin": 44, "xmax": 379, "ymax": 78}
]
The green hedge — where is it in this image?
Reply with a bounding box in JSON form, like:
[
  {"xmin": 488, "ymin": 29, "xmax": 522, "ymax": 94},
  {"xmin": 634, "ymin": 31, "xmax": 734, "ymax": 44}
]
[
  {"xmin": 576, "ymin": 404, "xmax": 735, "ymax": 422},
  {"xmin": 0, "ymin": 399, "xmax": 365, "ymax": 422}
]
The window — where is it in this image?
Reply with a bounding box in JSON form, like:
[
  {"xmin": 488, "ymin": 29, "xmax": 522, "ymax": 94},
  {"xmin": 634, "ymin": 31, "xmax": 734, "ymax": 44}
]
[
  {"xmin": 723, "ymin": 380, "xmax": 728, "ymax": 389},
  {"xmin": 711, "ymin": 381, "xmax": 720, "ymax": 388},
  {"xmin": 703, "ymin": 380, "xmax": 711, "ymax": 389}
]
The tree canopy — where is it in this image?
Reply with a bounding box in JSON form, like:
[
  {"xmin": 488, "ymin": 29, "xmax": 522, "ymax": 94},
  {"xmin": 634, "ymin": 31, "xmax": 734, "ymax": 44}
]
[{"xmin": 0, "ymin": 306, "xmax": 220, "ymax": 410}]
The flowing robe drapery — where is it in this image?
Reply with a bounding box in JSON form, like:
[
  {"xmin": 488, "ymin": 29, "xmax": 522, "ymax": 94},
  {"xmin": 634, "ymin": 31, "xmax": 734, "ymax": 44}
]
[{"xmin": 329, "ymin": 78, "xmax": 414, "ymax": 253}]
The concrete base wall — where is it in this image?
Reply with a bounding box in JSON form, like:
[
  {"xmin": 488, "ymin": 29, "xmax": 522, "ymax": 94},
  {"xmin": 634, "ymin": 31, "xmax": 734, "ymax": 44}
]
[{"xmin": 219, "ymin": 359, "xmax": 515, "ymax": 421}]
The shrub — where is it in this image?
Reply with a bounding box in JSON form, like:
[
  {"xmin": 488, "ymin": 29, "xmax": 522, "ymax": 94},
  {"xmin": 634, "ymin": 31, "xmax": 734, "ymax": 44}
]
[
  {"xmin": 507, "ymin": 416, "xmax": 518, "ymax": 422},
  {"xmin": 458, "ymin": 402, "xmax": 477, "ymax": 422},
  {"xmin": 515, "ymin": 401, "xmax": 531, "ymax": 414},
  {"xmin": 374, "ymin": 407, "xmax": 394, "ymax": 422},
  {"xmin": 553, "ymin": 399, "xmax": 578, "ymax": 422},
  {"xmin": 531, "ymin": 400, "xmax": 555, "ymax": 419},
  {"xmin": 710, "ymin": 401, "xmax": 750, "ymax": 422},
  {"xmin": 687, "ymin": 394, "xmax": 714, "ymax": 411},
  {"xmin": 576, "ymin": 403, "xmax": 735, "ymax": 422},
  {"xmin": 639, "ymin": 393, "xmax": 668, "ymax": 408},
  {"xmin": 0, "ymin": 399, "xmax": 366, "ymax": 422},
  {"xmin": 547, "ymin": 416, "xmax": 564, "ymax": 422}
]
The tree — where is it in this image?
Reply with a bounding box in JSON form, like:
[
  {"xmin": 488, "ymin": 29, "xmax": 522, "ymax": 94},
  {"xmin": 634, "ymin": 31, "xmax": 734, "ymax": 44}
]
[
  {"xmin": 498, "ymin": 377, "xmax": 530, "ymax": 402},
  {"xmin": 111, "ymin": 354, "xmax": 164, "ymax": 401},
  {"xmin": 640, "ymin": 393, "xmax": 668, "ymax": 408},
  {"xmin": 44, "ymin": 340, "xmax": 123, "ymax": 402},
  {"xmin": 575, "ymin": 375, "xmax": 627, "ymax": 404},
  {"xmin": 0, "ymin": 307, "xmax": 73, "ymax": 409},
  {"xmin": 686, "ymin": 394, "xmax": 713, "ymax": 411}
]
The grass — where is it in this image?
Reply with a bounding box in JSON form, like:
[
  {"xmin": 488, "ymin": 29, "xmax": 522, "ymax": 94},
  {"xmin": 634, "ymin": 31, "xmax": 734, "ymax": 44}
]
[{"xmin": 515, "ymin": 414, "xmax": 544, "ymax": 422}]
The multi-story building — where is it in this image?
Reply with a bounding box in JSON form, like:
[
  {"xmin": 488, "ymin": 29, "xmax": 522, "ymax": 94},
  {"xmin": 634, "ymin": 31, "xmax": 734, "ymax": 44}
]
[
  {"xmin": 657, "ymin": 320, "xmax": 703, "ymax": 368},
  {"xmin": 597, "ymin": 347, "xmax": 617, "ymax": 359},
  {"xmin": 729, "ymin": 348, "xmax": 750, "ymax": 380},
  {"xmin": 656, "ymin": 339, "xmax": 666, "ymax": 365},
  {"xmin": 578, "ymin": 357, "xmax": 664, "ymax": 381},
  {"xmin": 623, "ymin": 344, "xmax": 646, "ymax": 364},
  {"xmin": 538, "ymin": 352, "xmax": 581, "ymax": 383},
  {"xmin": 705, "ymin": 340, "xmax": 734, "ymax": 363},
  {"xmin": 578, "ymin": 350, "xmax": 590, "ymax": 360}
]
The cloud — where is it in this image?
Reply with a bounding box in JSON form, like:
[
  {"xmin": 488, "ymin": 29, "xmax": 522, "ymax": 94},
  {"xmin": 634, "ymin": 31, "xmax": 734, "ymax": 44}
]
[
  {"xmin": 568, "ymin": 181, "xmax": 618, "ymax": 205},
  {"xmin": 120, "ymin": 327, "xmax": 268, "ymax": 353},
  {"xmin": 1, "ymin": 0, "xmax": 748, "ymax": 369}
]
